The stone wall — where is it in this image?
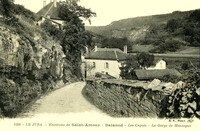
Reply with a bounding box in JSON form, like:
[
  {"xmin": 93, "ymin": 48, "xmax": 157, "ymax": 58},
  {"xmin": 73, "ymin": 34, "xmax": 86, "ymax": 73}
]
[{"xmin": 83, "ymin": 79, "xmax": 169, "ymax": 118}]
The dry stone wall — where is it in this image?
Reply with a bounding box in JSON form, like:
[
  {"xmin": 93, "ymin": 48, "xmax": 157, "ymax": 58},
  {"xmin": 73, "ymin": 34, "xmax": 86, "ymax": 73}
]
[{"xmin": 83, "ymin": 79, "xmax": 169, "ymax": 118}]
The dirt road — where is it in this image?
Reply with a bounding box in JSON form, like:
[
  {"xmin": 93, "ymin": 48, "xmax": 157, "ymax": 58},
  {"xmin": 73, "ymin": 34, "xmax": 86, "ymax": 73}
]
[{"xmin": 18, "ymin": 82, "xmax": 108, "ymax": 118}]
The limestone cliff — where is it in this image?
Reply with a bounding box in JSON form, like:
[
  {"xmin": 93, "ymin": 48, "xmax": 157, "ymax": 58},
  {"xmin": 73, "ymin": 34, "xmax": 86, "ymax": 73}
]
[
  {"xmin": 0, "ymin": 25, "xmax": 65, "ymax": 80},
  {"xmin": 0, "ymin": 19, "xmax": 68, "ymax": 117}
]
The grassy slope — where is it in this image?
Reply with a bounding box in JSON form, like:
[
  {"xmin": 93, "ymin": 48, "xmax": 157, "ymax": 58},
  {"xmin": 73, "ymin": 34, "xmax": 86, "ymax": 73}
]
[
  {"xmin": 86, "ymin": 10, "xmax": 192, "ymax": 37},
  {"xmin": 86, "ymin": 10, "xmax": 200, "ymax": 55}
]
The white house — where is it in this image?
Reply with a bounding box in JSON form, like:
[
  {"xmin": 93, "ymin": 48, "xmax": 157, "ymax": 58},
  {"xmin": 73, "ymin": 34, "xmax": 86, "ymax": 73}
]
[
  {"xmin": 84, "ymin": 46, "xmax": 127, "ymax": 79},
  {"xmin": 147, "ymin": 59, "xmax": 166, "ymax": 70}
]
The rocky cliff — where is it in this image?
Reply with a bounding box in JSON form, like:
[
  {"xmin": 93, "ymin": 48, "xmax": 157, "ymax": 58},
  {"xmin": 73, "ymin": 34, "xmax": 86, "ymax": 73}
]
[
  {"xmin": 0, "ymin": 25, "xmax": 65, "ymax": 80},
  {"xmin": 0, "ymin": 18, "xmax": 68, "ymax": 117}
]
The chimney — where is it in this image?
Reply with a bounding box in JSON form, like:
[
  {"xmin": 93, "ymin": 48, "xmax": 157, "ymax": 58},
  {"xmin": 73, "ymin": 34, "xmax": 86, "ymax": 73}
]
[
  {"xmin": 94, "ymin": 46, "xmax": 98, "ymax": 52},
  {"xmin": 123, "ymin": 45, "xmax": 127, "ymax": 54},
  {"xmin": 85, "ymin": 46, "xmax": 89, "ymax": 54},
  {"xmin": 54, "ymin": 0, "xmax": 57, "ymax": 7},
  {"xmin": 43, "ymin": 0, "xmax": 46, "ymax": 7}
]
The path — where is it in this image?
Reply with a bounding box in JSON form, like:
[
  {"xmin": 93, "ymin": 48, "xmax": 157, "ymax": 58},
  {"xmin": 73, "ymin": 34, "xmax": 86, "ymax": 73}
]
[{"xmin": 18, "ymin": 82, "xmax": 108, "ymax": 118}]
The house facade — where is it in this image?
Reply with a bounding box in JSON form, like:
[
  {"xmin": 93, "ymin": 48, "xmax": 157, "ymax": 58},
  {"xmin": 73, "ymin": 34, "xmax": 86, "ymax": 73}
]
[{"xmin": 84, "ymin": 46, "xmax": 127, "ymax": 79}]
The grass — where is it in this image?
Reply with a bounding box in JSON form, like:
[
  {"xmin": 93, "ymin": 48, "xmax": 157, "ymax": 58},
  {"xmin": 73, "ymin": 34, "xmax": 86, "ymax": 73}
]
[{"xmin": 131, "ymin": 44, "xmax": 154, "ymax": 53}]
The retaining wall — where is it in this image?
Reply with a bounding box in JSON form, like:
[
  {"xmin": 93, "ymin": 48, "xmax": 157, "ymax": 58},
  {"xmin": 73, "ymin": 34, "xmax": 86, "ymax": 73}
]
[{"xmin": 83, "ymin": 79, "xmax": 169, "ymax": 118}]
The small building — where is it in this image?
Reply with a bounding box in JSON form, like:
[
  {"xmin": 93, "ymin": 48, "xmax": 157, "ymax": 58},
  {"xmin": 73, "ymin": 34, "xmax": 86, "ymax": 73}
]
[
  {"xmin": 84, "ymin": 46, "xmax": 127, "ymax": 79},
  {"xmin": 37, "ymin": 0, "xmax": 65, "ymax": 28},
  {"xmin": 147, "ymin": 59, "xmax": 166, "ymax": 70},
  {"xmin": 134, "ymin": 69, "xmax": 182, "ymax": 80}
]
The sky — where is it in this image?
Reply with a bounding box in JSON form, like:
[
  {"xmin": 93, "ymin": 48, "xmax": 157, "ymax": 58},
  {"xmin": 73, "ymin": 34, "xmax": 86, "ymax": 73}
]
[{"xmin": 14, "ymin": 0, "xmax": 200, "ymax": 26}]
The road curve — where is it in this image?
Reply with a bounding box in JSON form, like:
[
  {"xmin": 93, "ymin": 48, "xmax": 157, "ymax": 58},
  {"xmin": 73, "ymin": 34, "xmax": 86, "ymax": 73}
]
[{"xmin": 18, "ymin": 82, "xmax": 108, "ymax": 118}]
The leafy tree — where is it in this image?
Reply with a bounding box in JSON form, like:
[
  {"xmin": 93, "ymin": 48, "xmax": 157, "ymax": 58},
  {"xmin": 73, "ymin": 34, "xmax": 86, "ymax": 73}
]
[
  {"xmin": 41, "ymin": 1, "xmax": 96, "ymax": 78},
  {"xmin": 120, "ymin": 54, "xmax": 139, "ymax": 79},
  {"xmin": 181, "ymin": 62, "xmax": 190, "ymax": 70},
  {"xmin": 101, "ymin": 37, "xmax": 132, "ymax": 51},
  {"xmin": 136, "ymin": 52, "xmax": 154, "ymax": 68},
  {"xmin": 0, "ymin": 0, "xmax": 14, "ymax": 17},
  {"xmin": 144, "ymin": 24, "xmax": 167, "ymax": 45},
  {"xmin": 41, "ymin": 20, "xmax": 64, "ymax": 41},
  {"xmin": 189, "ymin": 9, "xmax": 200, "ymax": 22},
  {"xmin": 13, "ymin": 4, "xmax": 36, "ymax": 21},
  {"xmin": 165, "ymin": 19, "xmax": 180, "ymax": 32}
]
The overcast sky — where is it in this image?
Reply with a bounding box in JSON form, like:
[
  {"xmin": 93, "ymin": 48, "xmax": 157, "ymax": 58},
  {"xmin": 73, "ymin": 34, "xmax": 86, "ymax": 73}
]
[{"xmin": 14, "ymin": 0, "xmax": 200, "ymax": 26}]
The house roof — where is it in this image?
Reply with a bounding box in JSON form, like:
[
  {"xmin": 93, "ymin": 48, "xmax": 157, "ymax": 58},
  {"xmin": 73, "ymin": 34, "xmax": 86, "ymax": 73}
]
[
  {"xmin": 37, "ymin": 2, "xmax": 61, "ymax": 20},
  {"xmin": 85, "ymin": 48, "xmax": 127, "ymax": 61},
  {"xmin": 135, "ymin": 69, "xmax": 182, "ymax": 80}
]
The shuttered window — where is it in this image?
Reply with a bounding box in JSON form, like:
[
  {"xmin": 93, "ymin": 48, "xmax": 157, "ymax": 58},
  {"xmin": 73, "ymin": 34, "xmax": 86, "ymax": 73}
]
[{"xmin": 105, "ymin": 62, "xmax": 109, "ymax": 69}]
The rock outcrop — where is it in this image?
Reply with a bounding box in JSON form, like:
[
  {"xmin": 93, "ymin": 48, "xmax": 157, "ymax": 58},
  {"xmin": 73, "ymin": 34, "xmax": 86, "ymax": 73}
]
[
  {"xmin": 0, "ymin": 22, "xmax": 66, "ymax": 117},
  {"xmin": 0, "ymin": 26, "xmax": 65, "ymax": 80}
]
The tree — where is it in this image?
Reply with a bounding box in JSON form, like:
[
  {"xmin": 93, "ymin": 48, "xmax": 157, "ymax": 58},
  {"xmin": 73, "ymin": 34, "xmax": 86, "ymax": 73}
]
[
  {"xmin": 165, "ymin": 19, "xmax": 180, "ymax": 32},
  {"xmin": 120, "ymin": 54, "xmax": 139, "ymax": 79},
  {"xmin": 0, "ymin": 0, "xmax": 14, "ymax": 17},
  {"xmin": 189, "ymin": 9, "xmax": 200, "ymax": 22},
  {"xmin": 41, "ymin": 20, "xmax": 64, "ymax": 41},
  {"xmin": 51, "ymin": 1, "xmax": 95, "ymax": 78},
  {"xmin": 136, "ymin": 52, "xmax": 154, "ymax": 69},
  {"xmin": 101, "ymin": 37, "xmax": 132, "ymax": 51}
]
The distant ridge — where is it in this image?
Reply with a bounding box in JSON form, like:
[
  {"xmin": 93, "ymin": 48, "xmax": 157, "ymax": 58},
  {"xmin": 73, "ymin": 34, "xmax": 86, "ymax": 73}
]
[{"xmin": 86, "ymin": 9, "xmax": 196, "ymax": 37}]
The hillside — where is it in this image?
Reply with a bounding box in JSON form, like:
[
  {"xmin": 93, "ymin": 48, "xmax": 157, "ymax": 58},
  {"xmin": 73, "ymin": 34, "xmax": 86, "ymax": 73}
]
[
  {"xmin": 0, "ymin": 3, "xmax": 75, "ymax": 117},
  {"xmin": 86, "ymin": 9, "xmax": 200, "ymax": 54},
  {"xmin": 86, "ymin": 10, "xmax": 192, "ymax": 39}
]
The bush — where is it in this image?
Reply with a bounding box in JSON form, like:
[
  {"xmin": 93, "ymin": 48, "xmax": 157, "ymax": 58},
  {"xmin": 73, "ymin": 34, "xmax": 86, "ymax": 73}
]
[
  {"xmin": 0, "ymin": 77, "xmax": 42, "ymax": 117},
  {"xmin": 181, "ymin": 63, "xmax": 190, "ymax": 70},
  {"xmin": 162, "ymin": 74, "xmax": 180, "ymax": 83},
  {"xmin": 163, "ymin": 70, "xmax": 200, "ymax": 118}
]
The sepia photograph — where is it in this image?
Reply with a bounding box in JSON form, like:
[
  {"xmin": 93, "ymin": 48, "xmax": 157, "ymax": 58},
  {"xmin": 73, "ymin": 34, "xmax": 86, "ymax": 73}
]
[{"xmin": 0, "ymin": 0, "xmax": 200, "ymax": 130}]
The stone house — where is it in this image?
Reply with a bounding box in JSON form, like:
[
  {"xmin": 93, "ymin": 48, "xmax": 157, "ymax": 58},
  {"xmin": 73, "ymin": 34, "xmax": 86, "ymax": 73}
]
[{"xmin": 84, "ymin": 46, "xmax": 127, "ymax": 79}]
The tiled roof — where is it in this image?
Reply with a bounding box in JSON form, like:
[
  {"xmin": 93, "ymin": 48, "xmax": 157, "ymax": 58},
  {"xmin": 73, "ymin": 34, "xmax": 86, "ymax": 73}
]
[
  {"xmin": 37, "ymin": 2, "xmax": 61, "ymax": 20},
  {"xmin": 85, "ymin": 48, "xmax": 127, "ymax": 61},
  {"xmin": 135, "ymin": 69, "xmax": 182, "ymax": 80}
]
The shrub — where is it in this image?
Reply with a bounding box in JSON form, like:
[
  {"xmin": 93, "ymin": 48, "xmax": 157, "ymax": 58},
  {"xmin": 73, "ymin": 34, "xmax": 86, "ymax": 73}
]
[
  {"xmin": 162, "ymin": 74, "xmax": 180, "ymax": 83},
  {"xmin": 181, "ymin": 63, "xmax": 190, "ymax": 70},
  {"xmin": 163, "ymin": 70, "xmax": 200, "ymax": 118},
  {"xmin": 0, "ymin": 77, "xmax": 42, "ymax": 117}
]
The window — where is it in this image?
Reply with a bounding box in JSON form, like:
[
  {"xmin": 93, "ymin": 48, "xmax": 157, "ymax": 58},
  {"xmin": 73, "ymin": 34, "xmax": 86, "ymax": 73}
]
[
  {"xmin": 105, "ymin": 62, "xmax": 109, "ymax": 69},
  {"xmin": 93, "ymin": 62, "xmax": 96, "ymax": 68}
]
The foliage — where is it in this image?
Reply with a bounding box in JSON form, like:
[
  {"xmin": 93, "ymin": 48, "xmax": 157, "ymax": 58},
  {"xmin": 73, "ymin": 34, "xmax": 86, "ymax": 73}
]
[
  {"xmin": 144, "ymin": 24, "xmax": 168, "ymax": 45},
  {"xmin": 13, "ymin": 4, "xmax": 36, "ymax": 21},
  {"xmin": 164, "ymin": 84, "xmax": 199, "ymax": 118},
  {"xmin": 181, "ymin": 62, "xmax": 190, "ymax": 70},
  {"xmin": 163, "ymin": 70, "xmax": 200, "ymax": 119},
  {"xmin": 136, "ymin": 52, "xmax": 154, "ymax": 68},
  {"xmin": 41, "ymin": 2, "xmax": 96, "ymax": 79},
  {"xmin": 150, "ymin": 39, "xmax": 182, "ymax": 53},
  {"xmin": 161, "ymin": 74, "xmax": 180, "ymax": 83},
  {"xmin": 119, "ymin": 54, "xmax": 139, "ymax": 79},
  {"xmin": 87, "ymin": 9, "xmax": 200, "ymax": 53},
  {"xmin": 0, "ymin": 76, "xmax": 42, "ymax": 117},
  {"xmin": 41, "ymin": 20, "xmax": 64, "ymax": 40},
  {"xmin": 0, "ymin": 0, "xmax": 14, "ymax": 17},
  {"xmin": 101, "ymin": 37, "xmax": 132, "ymax": 52},
  {"xmin": 165, "ymin": 19, "xmax": 181, "ymax": 32},
  {"xmin": 182, "ymin": 70, "xmax": 200, "ymax": 87}
]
